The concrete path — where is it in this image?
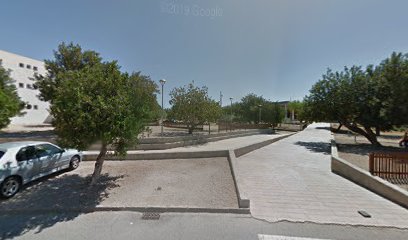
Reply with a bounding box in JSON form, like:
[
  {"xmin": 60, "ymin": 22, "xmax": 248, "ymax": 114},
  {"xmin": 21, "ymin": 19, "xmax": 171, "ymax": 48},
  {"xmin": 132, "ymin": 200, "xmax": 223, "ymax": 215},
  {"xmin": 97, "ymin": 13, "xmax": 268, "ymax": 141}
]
[{"xmin": 235, "ymin": 123, "xmax": 408, "ymax": 228}]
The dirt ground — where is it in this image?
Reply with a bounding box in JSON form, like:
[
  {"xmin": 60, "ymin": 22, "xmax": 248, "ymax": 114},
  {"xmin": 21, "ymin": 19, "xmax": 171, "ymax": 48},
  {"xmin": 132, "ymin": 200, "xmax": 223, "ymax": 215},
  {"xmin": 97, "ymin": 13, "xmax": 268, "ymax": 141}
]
[
  {"xmin": 333, "ymin": 126, "xmax": 408, "ymax": 191},
  {"xmin": 0, "ymin": 158, "xmax": 239, "ymax": 211}
]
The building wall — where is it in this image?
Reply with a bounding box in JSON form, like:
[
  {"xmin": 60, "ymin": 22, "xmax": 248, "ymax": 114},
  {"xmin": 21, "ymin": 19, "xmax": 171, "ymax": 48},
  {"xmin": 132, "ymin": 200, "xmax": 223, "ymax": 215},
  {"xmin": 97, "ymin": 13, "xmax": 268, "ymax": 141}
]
[{"xmin": 0, "ymin": 50, "xmax": 50, "ymax": 125}]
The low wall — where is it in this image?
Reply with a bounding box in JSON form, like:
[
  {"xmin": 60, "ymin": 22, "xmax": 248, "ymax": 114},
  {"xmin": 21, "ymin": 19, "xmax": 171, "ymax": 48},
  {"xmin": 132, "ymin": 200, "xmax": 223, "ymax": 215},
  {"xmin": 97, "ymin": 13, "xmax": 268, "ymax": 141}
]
[
  {"xmin": 331, "ymin": 140, "xmax": 408, "ymax": 209},
  {"xmin": 227, "ymin": 150, "xmax": 250, "ymax": 208},
  {"xmin": 135, "ymin": 129, "xmax": 273, "ymax": 150},
  {"xmin": 234, "ymin": 134, "xmax": 295, "ymax": 158},
  {"xmin": 83, "ymin": 150, "xmax": 228, "ymax": 161}
]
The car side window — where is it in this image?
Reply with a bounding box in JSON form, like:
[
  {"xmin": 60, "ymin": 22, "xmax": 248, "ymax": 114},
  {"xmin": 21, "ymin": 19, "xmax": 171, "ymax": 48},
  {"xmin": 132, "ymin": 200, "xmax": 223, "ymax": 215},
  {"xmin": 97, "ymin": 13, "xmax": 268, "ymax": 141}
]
[
  {"xmin": 16, "ymin": 146, "xmax": 37, "ymax": 161},
  {"xmin": 36, "ymin": 144, "xmax": 62, "ymax": 157}
]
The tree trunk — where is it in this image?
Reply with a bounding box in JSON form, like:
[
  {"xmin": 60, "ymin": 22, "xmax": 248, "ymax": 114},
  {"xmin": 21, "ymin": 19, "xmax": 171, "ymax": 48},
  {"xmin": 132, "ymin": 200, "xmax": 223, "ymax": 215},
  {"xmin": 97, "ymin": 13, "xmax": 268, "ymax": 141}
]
[
  {"xmin": 343, "ymin": 122, "xmax": 382, "ymax": 146},
  {"xmin": 90, "ymin": 143, "xmax": 108, "ymax": 185},
  {"xmin": 188, "ymin": 126, "xmax": 194, "ymax": 134},
  {"xmin": 375, "ymin": 127, "xmax": 381, "ymax": 136},
  {"xmin": 335, "ymin": 123, "xmax": 342, "ymax": 132}
]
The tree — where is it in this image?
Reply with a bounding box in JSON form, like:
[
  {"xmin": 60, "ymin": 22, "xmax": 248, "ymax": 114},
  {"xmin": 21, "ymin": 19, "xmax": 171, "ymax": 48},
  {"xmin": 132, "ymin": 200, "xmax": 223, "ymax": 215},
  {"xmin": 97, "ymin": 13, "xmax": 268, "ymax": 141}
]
[
  {"xmin": 237, "ymin": 93, "xmax": 267, "ymax": 124},
  {"xmin": 372, "ymin": 52, "xmax": 408, "ymax": 128},
  {"xmin": 169, "ymin": 82, "xmax": 222, "ymax": 134},
  {"xmin": 262, "ymin": 102, "xmax": 285, "ymax": 128},
  {"xmin": 304, "ymin": 66, "xmax": 391, "ymax": 146},
  {"xmin": 36, "ymin": 42, "xmax": 101, "ymax": 102},
  {"xmin": 41, "ymin": 44, "xmax": 158, "ymax": 185},
  {"xmin": 287, "ymin": 100, "xmax": 305, "ymax": 121},
  {"xmin": 205, "ymin": 100, "xmax": 223, "ymax": 133},
  {"xmin": 0, "ymin": 66, "xmax": 24, "ymax": 129}
]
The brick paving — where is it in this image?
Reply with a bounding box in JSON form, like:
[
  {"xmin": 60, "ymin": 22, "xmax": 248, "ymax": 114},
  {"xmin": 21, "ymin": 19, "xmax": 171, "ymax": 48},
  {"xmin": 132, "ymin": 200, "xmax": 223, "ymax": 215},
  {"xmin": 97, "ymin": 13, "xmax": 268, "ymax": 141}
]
[{"xmin": 235, "ymin": 123, "xmax": 408, "ymax": 228}]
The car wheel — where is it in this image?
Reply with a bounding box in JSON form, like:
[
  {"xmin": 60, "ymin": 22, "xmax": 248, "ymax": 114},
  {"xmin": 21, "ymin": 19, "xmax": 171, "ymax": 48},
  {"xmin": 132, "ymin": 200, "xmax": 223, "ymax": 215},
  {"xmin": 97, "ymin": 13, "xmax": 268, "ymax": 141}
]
[
  {"xmin": 69, "ymin": 156, "xmax": 80, "ymax": 170},
  {"xmin": 0, "ymin": 176, "xmax": 21, "ymax": 199}
]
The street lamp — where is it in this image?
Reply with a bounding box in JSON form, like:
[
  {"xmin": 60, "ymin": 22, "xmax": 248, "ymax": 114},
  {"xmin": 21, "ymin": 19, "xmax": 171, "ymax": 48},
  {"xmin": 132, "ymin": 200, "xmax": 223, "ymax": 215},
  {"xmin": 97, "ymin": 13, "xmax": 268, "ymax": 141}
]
[
  {"xmin": 258, "ymin": 104, "xmax": 262, "ymax": 124},
  {"xmin": 229, "ymin": 97, "xmax": 233, "ymax": 132},
  {"xmin": 159, "ymin": 79, "xmax": 166, "ymax": 136}
]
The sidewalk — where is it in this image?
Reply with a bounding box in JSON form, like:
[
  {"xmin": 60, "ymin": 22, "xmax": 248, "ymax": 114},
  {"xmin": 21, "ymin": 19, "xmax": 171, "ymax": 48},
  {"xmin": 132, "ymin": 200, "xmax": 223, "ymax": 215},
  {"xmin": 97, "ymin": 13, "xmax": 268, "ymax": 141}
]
[{"xmin": 235, "ymin": 123, "xmax": 408, "ymax": 228}]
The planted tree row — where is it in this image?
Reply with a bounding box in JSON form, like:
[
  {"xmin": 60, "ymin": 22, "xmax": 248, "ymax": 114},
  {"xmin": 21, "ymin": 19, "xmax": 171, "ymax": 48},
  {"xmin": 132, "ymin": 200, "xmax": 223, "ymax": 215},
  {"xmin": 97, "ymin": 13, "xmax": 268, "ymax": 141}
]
[{"xmin": 303, "ymin": 52, "xmax": 408, "ymax": 146}]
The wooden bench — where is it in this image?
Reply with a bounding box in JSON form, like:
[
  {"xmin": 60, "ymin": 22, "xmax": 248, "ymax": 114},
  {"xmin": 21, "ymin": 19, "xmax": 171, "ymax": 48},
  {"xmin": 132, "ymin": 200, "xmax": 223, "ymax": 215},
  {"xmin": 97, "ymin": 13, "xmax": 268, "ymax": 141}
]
[{"xmin": 369, "ymin": 152, "xmax": 408, "ymax": 180}]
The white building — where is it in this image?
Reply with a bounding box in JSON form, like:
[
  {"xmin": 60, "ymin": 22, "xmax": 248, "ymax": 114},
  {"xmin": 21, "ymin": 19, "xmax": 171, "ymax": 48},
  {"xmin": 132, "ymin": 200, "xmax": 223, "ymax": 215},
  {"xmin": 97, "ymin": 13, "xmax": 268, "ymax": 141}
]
[{"xmin": 0, "ymin": 50, "xmax": 50, "ymax": 125}]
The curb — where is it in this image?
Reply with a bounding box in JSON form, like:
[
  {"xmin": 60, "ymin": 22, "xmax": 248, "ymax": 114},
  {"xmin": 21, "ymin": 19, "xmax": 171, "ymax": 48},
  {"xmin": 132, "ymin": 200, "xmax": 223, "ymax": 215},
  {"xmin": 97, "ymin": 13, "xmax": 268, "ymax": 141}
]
[
  {"xmin": 0, "ymin": 207, "xmax": 250, "ymax": 215},
  {"xmin": 331, "ymin": 139, "xmax": 408, "ymax": 209}
]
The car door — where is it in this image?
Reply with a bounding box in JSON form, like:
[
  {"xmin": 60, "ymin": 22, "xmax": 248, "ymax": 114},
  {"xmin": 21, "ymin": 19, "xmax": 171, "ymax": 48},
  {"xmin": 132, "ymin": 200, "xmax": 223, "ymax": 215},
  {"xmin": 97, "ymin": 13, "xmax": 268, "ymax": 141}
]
[
  {"xmin": 15, "ymin": 146, "xmax": 41, "ymax": 181},
  {"xmin": 35, "ymin": 144, "xmax": 64, "ymax": 174}
]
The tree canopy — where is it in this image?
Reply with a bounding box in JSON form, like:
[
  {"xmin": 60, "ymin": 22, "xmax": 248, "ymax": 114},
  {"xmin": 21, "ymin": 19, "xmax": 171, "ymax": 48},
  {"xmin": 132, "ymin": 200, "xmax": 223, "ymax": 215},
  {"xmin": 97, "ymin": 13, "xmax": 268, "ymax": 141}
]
[
  {"xmin": 222, "ymin": 93, "xmax": 285, "ymax": 126},
  {"xmin": 40, "ymin": 43, "xmax": 158, "ymax": 184},
  {"xmin": 169, "ymin": 82, "xmax": 222, "ymax": 134},
  {"xmin": 36, "ymin": 42, "xmax": 102, "ymax": 102},
  {"xmin": 0, "ymin": 66, "xmax": 24, "ymax": 129},
  {"xmin": 303, "ymin": 52, "xmax": 408, "ymax": 146}
]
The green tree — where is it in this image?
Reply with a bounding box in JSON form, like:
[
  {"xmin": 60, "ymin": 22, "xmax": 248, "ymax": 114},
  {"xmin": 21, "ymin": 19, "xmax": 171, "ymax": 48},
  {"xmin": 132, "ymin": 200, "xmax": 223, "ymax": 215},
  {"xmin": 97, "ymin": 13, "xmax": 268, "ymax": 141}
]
[
  {"xmin": 304, "ymin": 66, "xmax": 390, "ymax": 146},
  {"xmin": 372, "ymin": 52, "xmax": 408, "ymax": 128},
  {"xmin": 169, "ymin": 82, "xmax": 222, "ymax": 134},
  {"xmin": 36, "ymin": 42, "xmax": 102, "ymax": 102},
  {"xmin": 262, "ymin": 102, "xmax": 285, "ymax": 128},
  {"xmin": 41, "ymin": 44, "xmax": 158, "ymax": 185},
  {"xmin": 0, "ymin": 66, "xmax": 24, "ymax": 129},
  {"xmin": 287, "ymin": 100, "xmax": 305, "ymax": 121},
  {"xmin": 238, "ymin": 93, "xmax": 267, "ymax": 123}
]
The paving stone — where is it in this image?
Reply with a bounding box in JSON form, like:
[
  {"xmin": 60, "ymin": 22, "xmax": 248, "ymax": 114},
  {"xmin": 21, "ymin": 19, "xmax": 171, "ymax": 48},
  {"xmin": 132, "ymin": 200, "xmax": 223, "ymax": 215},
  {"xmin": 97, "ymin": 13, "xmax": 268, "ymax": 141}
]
[{"xmin": 235, "ymin": 123, "xmax": 408, "ymax": 228}]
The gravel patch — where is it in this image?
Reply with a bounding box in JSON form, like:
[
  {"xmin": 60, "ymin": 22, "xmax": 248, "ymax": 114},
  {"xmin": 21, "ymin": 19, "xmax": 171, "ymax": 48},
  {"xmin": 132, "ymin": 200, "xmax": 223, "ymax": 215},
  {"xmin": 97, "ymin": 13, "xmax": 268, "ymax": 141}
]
[{"xmin": 0, "ymin": 158, "xmax": 238, "ymax": 211}]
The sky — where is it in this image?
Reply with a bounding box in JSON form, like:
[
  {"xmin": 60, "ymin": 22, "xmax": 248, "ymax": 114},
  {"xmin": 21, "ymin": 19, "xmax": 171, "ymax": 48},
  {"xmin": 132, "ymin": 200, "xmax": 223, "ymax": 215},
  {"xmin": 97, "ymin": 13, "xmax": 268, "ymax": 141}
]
[{"xmin": 1, "ymin": 0, "xmax": 408, "ymax": 107}]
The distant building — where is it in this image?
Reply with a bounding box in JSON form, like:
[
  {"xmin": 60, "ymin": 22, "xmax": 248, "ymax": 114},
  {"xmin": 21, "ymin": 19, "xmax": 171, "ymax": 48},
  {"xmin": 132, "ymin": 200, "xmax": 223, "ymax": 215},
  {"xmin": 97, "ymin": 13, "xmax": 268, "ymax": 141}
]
[{"xmin": 0, "ymin": 50, "xmax": 50, "ymax": 125}]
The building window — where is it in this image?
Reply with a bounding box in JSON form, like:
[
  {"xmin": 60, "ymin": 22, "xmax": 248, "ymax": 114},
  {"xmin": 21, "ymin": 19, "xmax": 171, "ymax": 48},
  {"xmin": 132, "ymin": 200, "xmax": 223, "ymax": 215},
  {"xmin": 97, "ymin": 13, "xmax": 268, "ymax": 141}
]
[
  {"xmin": 26, "ymin": 104, "xmax": 32, "ymax": 110},
  {"xmin": 33, "ymin": 66, "xmax": 38, "ymax": 71},
  {"xmin": 19, "ymin": 63, "xmax": 24, "ymax": 68},
  {"xmin": 34, "ymin": 105, "xmax": 38, "ymax": 110},
  {"xmin": 19, "ymin": 83, "xmax": 24, "ymax": 88},
  {"xmin": 26, "ymin": 84, "xmax": 32, "ymax": 89},
  {"xmin": 28, "ymin": 77, "xmax": 35, "ymax": 81},
  {"xmin": 33, "ymin": 83, "xmax": 38, "ymax": 89},
  {"xmin": 26, "ymin": 65, "xmax": 31, "ymax": 69}
]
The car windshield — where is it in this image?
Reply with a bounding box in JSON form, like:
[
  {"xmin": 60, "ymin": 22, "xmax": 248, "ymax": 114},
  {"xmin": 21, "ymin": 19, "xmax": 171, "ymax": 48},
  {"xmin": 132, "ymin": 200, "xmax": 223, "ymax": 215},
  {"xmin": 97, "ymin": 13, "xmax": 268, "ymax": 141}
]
[{"xmin": 0, "ymin": 151, "xmax": 5, "ymax": 159}]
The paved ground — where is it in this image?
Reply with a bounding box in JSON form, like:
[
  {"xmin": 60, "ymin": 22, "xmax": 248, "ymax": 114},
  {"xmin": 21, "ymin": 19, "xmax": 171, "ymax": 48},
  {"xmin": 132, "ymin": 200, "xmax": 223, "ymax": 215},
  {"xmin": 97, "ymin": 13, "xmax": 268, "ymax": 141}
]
[
  {"xmin": 235, "ymin": 123, "xmax": 408, "ymax": 228},
  {"xmin": 1, "ymin": 212, "xmax": 407, "ymax": 240},
  {"xmin": 0, "ymin": 158, "xmax": 238, "ymax": 211}
]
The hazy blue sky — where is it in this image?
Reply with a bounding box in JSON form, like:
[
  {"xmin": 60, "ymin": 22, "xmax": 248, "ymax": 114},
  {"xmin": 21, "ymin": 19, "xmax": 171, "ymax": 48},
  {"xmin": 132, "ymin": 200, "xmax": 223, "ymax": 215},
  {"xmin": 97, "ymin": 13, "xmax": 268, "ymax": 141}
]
[{"xmin": 1, "ymin": 0, "xmax": 408, "ymax": 107}]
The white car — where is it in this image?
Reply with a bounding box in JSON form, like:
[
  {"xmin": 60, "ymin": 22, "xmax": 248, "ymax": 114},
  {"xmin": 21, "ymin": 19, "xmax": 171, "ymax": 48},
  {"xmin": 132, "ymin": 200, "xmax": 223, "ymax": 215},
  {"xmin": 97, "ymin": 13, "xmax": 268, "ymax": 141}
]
[{"xmin": 0, "ymin": 141, "xmax": 82, "ymax": 198}]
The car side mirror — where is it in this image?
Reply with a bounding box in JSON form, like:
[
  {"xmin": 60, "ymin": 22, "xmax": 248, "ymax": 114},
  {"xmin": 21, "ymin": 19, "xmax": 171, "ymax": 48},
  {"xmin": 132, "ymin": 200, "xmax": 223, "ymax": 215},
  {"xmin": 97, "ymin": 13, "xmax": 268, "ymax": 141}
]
[{"xmin": 60, "ymin": 149, "xmax": 66, "ymax": 154}]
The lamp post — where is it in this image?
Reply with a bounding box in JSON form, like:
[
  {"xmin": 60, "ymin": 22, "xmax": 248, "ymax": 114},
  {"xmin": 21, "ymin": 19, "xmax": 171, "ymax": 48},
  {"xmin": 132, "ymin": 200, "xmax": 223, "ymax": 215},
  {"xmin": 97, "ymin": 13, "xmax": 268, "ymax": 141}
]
[
  {"xmin": 159, "ymin": 79, "xmax": 166, "ymax": 136},
  {"xmin": 258, "ymin": 104, "xmax": 262, "ymax": 124},
  {"xmin": 229, "ymin": 97, "xmax": 233, "ymax": 132}
]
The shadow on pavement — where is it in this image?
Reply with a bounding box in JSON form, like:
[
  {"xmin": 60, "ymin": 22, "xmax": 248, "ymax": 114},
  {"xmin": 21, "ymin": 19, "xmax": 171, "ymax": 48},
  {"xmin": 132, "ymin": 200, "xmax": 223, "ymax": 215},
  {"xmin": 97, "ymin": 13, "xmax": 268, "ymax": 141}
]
[
  {"xmin": 336, "ymin": 143, "xmax": 406, "ymax": 156},
  {"xmin": 0, "ymin": 172, "xmax": 123, "ymax": 239},
  {"xmin": 295, "ymin": 141, "xmax": 331, "ymax": 155},
  {"xmin": 315, "ymin": 126, "xmax": 331, "ymax": 131}
]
